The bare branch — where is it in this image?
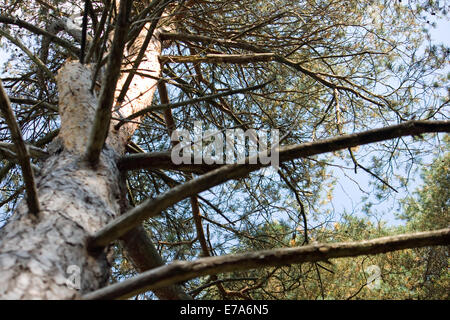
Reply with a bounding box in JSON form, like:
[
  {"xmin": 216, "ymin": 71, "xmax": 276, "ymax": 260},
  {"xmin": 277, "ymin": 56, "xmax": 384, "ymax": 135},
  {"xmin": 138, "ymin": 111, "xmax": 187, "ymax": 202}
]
[
  {"xmin": 0, "ymin": 15, "xmax": 79, "ymax": 55},
  {"xmin": 114, "ymin": 79, "xmax": 274, "ymax": 130},
  {"xmin": 8, "ymin": 97, "xmax": 58, "ymax": 112},
  {"xmin": 84, "ymin": 0, "xmax": 133, "ymax": 166},
  {"xmin": 88, "ymin": 120, "xmax": 450, "ymax": 249},
  {"xmin": 83, "ymin": 228, "xmax": 450, "ymax": 300},
  {"xmin": 0, "ymin": 130, "xmax": 58, "ymax": 184},
  {"xmin": 0, "ymin": 142, "xmax": 49, "ymax": 159},
  {"xmin": 160, "ymin": 53, "xmax": 276, "ymax": 64},
  {"xmin": 79, "ymin": 0, "xmax": 89, "ymax": 64},
  {"xmin": 121, "ymin": 226, "xmax": 192, "ymax": 300},
  {"xmin": 35, "ymin": 0, "xmax": 59, "ymax": 12},
  {"xmin": 0, "ymin": 80, "xmax": 40, "ymax": 215},
  {"xmin": 117, "ymin": 152, "xmax": 222, "ymax": 174}
]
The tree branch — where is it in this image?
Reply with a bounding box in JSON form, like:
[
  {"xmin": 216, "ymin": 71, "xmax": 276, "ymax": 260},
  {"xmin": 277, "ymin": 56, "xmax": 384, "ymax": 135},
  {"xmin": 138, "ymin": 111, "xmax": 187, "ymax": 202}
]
[
  {"xmin": 88, "ymin": 120, "xmax": 449, "ymax": 249},
  {"xmin": 83, "ymin": 228, "xmax": 450, "ymax": 299},
  {"xmin": 0, "ymin": 142, "xmax": 49, "ymax": 159},
  {"xmin": 0, "ymin": 80, "xmax": 40, "ymax": 215},
  {"xmin": 117, "ymin": 151, "xmax": 222, "ymax": 174},
  {"xmin": 159, "ymin": 32, "xmax": 385, "ymax": 106},
  {"xmin": 160, "ymin": 53, "xmax": 275, "ymax": 64},
  {"xmin": 114, "ymin": 78, "xmax": 274, "ymax": 130},
  {"xmin": 84, "ymin": 0, "xmax": 133, "ymax": 166},
  {"xmin": 8, "ymin": 97, "xmax": 58, "ymax": 113},
  {"xmin": 85, "ymin": 0, "xmax": 112, "ymax": 63},
  {"xmin": 120, "ymin": 226, "xmax": 192, "ymax": 300},
  {"xmin": 0, "ymin": 15, "xmax": 79, "ymax": 55},
  {"xmin": 127, "ymin": 0, "xmax": 170, "ymax": 47},
  {"xmin": 0, "ymin": 29, "xmax": 55, "ymax": 81}
]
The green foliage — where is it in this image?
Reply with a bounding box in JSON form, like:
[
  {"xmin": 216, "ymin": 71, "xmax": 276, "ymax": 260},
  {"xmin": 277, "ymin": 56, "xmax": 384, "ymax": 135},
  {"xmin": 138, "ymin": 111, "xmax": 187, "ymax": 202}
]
[
  {"xmin": 0, "ymin": 0, "xmax": 448, "ymax": 299},
  {"xmin": 199, "ymin": 152, "xmax": 449, "ymax": 299},
  {"xmin": 399, "ymin": 145, "xmax": 449, "ymax": 231}
]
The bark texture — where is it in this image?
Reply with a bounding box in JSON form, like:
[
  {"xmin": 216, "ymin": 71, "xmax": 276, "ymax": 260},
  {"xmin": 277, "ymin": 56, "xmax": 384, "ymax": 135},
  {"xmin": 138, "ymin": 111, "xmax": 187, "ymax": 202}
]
[
  {"xmin": 0, "ymin": 63, "xmax": 122, "ymax": 299},
  {"xmin": 0, "ymin": 150, "xmax": 121, "ymax": 299},
  {"xmin": 0, "ymin": 22, "xmax": 187, "ymax": 299}
]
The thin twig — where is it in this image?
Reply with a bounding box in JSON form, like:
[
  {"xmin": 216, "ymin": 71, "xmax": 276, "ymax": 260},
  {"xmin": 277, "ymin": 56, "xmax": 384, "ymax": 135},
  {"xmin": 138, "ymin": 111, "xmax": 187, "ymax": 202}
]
[
  {"xmin": 0, "ymin": 29, "xmax": 55, "ymax": 81},
  {"xmin": 88, "ymin": 120, "xmax": 450, "ymax": 249},
  {"xmin": 0, "ymin": 80, "xmax": 40, "ymax": 215}
]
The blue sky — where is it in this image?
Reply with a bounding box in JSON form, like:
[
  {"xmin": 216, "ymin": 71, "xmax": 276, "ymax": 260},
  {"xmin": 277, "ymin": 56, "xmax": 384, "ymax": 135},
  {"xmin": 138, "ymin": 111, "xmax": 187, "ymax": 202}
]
[{"xmin": 327, "ymin": 15, "xmax": 450, "ymax": 227}]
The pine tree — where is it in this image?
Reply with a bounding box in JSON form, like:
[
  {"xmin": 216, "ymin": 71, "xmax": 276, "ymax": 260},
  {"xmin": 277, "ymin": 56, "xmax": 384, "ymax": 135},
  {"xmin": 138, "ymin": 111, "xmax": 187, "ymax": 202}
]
[{"xmin": 0, "ymin": 0, "xmax": 448, "ymax": 299}]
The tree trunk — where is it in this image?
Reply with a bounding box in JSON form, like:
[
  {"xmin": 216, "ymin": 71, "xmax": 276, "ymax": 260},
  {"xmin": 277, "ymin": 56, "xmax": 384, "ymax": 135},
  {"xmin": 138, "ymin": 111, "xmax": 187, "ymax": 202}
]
[{"xmin": 0, "ymin": 24, "xmax": 163, "ymax": 299}]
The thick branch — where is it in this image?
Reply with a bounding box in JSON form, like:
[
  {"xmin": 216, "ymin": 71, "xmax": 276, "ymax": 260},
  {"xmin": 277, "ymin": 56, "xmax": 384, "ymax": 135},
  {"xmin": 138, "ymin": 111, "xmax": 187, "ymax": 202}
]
[
  {"xmin": 115, "ymin": 2, "xmax": 168, "ymax": 104},
  {"xmin": 84, "ymin": 0, "xmax": 133, "ymax": 166},
  {"xmin": 0, "ymin": 80, "xmax": 40, "ymax": 215},
  {"xmin": 121, "ymin": 226, "xmax": 192, "ymax": 300},
  {"xmin": 83, "ymin": 228, "xmax": 450, "ymax": 299},
  {"xmin": 160, "ymin": 53, "xmax": 275, "ymax": 64},
  {"xmin": 0, "ymin": 142, "xmax": 49, "ymax": 159},
  {"xmin": 88, "ymin": 120, "xmax": 449, "ymax": 249},
  {"xmin": 8, "ymin": 97, "xmax": 58, "ymax": 113},
  {"xmin": 117, "ymin": 152, "xmax": 221, "ymax": 174},
  {"xmin": 0, "ymin": 130, "xmax": 57, "ymax": 184}
]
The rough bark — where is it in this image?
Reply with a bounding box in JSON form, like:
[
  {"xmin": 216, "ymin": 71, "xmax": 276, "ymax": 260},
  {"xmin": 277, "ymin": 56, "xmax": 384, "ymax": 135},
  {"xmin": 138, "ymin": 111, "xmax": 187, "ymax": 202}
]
[
  {"xmin": 107, "ymin": 24, "xmax": 162, "ymax": 153},
  {"xmin": 0, "ymin": 4, "xmax": 447, "ymax": 300},
  {"xmin": 89, "ymin": 120, "xmax": 450, "ymax": 249},
  {"xmin": 0, "ymin": 9, "xmax": 192, "ymax": 297},
  {"xmin": 0, "ymin": 17, "xmax": 165, "ymax": 298},
  {"xmin": 0, "ymin": 63, "xmax": 122, "ymax": 299}
]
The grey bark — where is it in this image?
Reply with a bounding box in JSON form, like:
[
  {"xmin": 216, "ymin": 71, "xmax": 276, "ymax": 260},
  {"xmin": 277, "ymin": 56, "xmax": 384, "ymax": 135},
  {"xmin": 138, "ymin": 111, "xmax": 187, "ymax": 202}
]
[
  {"xmin": 0, "ymin": 63, "xmax": 122, "ymax": 299},
  {"xmin": 0, "ymin": 18, "xmax": 189, "ymax": 299},
  {"xmin": 0, "ymin": 151, "xmax": 120, "ymax": 299}
]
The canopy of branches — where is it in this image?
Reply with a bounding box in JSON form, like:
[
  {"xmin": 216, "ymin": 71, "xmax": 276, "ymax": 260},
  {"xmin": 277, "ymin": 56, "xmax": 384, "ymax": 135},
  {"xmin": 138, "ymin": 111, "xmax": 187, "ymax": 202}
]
[{"xmin": 0, "ymin": 0, "xmax": 448, "ymax": 299}]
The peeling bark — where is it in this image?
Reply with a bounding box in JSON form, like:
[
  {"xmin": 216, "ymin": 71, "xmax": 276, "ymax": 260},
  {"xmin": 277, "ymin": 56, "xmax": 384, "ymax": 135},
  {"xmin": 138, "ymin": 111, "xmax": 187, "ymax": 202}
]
[{"xmin": 120, "ymin": 226, "xmax": 192, "ymax": 300}]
